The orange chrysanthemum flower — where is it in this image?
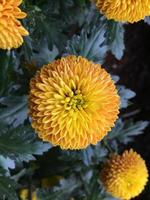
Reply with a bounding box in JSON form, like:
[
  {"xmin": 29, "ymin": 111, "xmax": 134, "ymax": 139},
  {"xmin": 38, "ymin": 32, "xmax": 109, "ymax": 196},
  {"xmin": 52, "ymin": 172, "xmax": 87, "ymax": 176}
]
[
  {"xmin": 93, "ymin": 0, "xmax": 150, "ymax": 23},
  {"xmin": 0, "ymin": 0, "xmax": 29, "ymax": 49},
  {"xmin": 29, "ymin": 56, "xmax": 120, "ymax": 150},
  {"xmin": 101, "ymin": 149, "xmax": 148, "ymax": 200}
]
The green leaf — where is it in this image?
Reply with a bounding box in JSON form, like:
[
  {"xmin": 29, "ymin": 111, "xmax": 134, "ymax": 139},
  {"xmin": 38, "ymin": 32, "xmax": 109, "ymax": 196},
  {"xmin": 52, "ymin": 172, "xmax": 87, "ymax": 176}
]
[
  {"xmin": 106, "ymin": 21, "xmax": 125, "ymax": 60},
  {"xmin": 144, "ymin": 16, "xmax": 150, "ymax": 25},
  {"xmin": 66, "ymin": 23, "xmax": 107, "ymax": 63},
  {"xmin": 22, "ymin": 36, "xmax": 33, "ymax": 62},
  {"xmin": 37, "ymin": 177, "xmax": 79, "ymax": 200},
  {"xmin": 0, "ymin": 96, "xmax": 28, "ymax": 127},
  {"xmin": 0, "ymin": 156, "xmax": 15, "ymax": 172},
  {"xmin": 0, "ymin": 168, "xmax": 18, "ymax": 200},
  {"xmin": 118, "ymin": 85, "xmax": 136, "ymax": 108},
  {"xmin": 27, "ymin": 7, "xmax": 67, "ymax": 51},
  {"xmin": 0, "ymin": 124, "xmax": 51, "ymax": 163},
  {"xmin": 81, "ymin": 143, "xmax": 108, "ymax": 166},
  {"xmin": 108, "ymin": 119, "xmax": 149, "ymax": 144},
  {"xmin": 0, "ymin": 50, "xmax": 11, "ymax": 96},
  {"xmin": 32, "ymin": 44, "xmax": 59, "ymax": 66}
]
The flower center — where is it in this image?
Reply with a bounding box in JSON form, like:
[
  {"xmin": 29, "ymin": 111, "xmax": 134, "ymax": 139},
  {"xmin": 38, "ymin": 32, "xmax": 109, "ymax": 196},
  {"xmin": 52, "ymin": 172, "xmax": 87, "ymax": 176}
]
[{"xmin": 64, "ymin": 90, "xmax": 87, "ymax": 111}]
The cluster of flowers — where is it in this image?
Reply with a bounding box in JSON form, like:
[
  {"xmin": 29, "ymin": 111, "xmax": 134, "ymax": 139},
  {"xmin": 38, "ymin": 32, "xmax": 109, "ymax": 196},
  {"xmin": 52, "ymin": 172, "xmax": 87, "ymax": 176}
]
[
  {"xmin": 29, "ymin": 55, "xmax": 148, "ymax": 200},
  {"xmin": 1, "ymin": 0, "xmax": 149, "ymax": 200},
  {"xmin": 1, "ymin": 0, "xmax": 150, "ymax": 49},
  {"xmin": 19, "ymin": 177, "xmax": 59, "ymax": 200}
]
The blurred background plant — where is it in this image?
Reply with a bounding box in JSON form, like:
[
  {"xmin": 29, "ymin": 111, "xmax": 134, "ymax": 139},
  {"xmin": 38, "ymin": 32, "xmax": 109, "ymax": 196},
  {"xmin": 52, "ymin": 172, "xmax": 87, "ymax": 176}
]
[{"xmin": 0, "ymin": 0, "xmax": 149, "ymax": 199}]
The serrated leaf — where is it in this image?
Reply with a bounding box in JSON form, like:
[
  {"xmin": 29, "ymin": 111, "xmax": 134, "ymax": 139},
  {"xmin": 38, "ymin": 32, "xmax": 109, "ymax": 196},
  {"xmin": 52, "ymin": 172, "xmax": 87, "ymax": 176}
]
[
  {"xmin": 66, "ymin": 23, "xmax": 107, "ymax": 64},
  {"xmin": 121, "ymin": 121, "xmax": 149, "ymax": 136},
  {"xmin": 82, "ymin": 143, "xmax": 108, "ymax": 166},
  {"xmin": 32, "ymin": 43, "xmax": 59, "ymax": 66},
  {"xmin": 106, "ymin": 21, "xmax": 125, "ymax": 60},
  {"xmin": 118, "ymin": 85, "xmax": 136, "ymax": 108},
  {"xmin": 30, "ymin": 11, "xmax": 67, "ymax": 51},
  {"xmin": 108, "ymin": 119, "xmax": 149, "ymax": 144},
  {"xmin": 0, "ymin": 168, "xmax": 18, "ymax": 200},
  {"xmin": 0, "ymin": 96, "xmax": 27, "ymax": 127},
  {"xmin": 0, "ymin": 156, "xmax": 15, "ymax": 172},
  {"xmin": 0, "ymin": 124, "xmax": 51, "ymax": 163}
]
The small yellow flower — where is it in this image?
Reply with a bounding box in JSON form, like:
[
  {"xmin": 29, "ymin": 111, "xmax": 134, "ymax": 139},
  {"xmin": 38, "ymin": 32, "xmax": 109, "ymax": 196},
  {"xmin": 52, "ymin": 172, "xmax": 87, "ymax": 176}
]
[
  {"xmin": 32, "ymin": 191, "xmax": 37, "ymax": 200},
  {"xmin": 19, "ymin": 189, "xmax": 37, "ymax": 200},
  {"xmin": 101, "ymin": 149, "xmax": 148, "ymax": 200},
  {"xmin": 19, "ymin": 189, "xmax": 28, "ymax": 200},
  {"xmin": 29, "ymin": 55, "xmax": 120, "ymax": 150},
  {"xmin": 93, "ymin": 0, "xmax": 150, "ymax": 23},
  {"xmin": 0, "ymin": 0, "xmax": 29, "ymax": 49}
]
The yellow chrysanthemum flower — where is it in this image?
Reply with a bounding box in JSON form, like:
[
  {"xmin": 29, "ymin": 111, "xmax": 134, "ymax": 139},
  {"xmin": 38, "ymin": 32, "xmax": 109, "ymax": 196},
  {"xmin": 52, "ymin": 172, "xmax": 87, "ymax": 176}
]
[
  {"xmin": 101, "ymin": 149, "xmax": 149, "ymax": 200},
  {"xmin": 29, "ymin": 55, "xmax": 120, "ymax": 150},
  {"xmin": 19, "ymin": 189, "xmax": 37, "ymax": 200},
  {"xmin": 0, "ymin": 0, "xmax": 29, "ymax": 49},
  {"xmin": 93, "ymin": 0, "xmax": 150, "ymax": 23}
]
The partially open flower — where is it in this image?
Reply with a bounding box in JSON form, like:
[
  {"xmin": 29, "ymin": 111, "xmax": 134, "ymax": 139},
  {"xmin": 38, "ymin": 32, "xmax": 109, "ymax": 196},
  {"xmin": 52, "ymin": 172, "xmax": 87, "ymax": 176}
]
[
  {"xmin": 0, "ymin": 0, "xmax": 29, "ymax": 49},
  {"xmin": 29, "ymin": 55, "xmax": 120, "ymax": 150},
  {"xmin": 94, "ymin": 0, "xmax": 150, "ymax": 23},
  {"xmin": 101, "ymin": 149, "xmax": 149, "ymax": 200}
]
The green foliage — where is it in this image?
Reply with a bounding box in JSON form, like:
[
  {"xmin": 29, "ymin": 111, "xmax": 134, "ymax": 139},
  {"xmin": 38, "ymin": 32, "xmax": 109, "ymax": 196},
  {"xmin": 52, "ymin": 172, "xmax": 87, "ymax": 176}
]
[
  {"xmin": 81, "ymin": 143, "xmax": 108, "ymax": 166},
  {"xmin": 66, "ymin": 15, "xmax": 125, "ymax": 63},
  {"xmin": 0, "ymin": 156, "xmax": 15, "ymax": 172},
  {"xmin": 106, "ymin": 21, "xmax": 125, "ymax": 60},
  {"xmin": 107, "ymin": 120, "xmax": 149, "ymax": 144},
  {"xmin": 118, "ymin": 85, "xmax": 136, "ymax": 108},
  {"xmin": 0, "ymin": 96, "xmax": 27, "ymax": 127},
  {"xmin": 0, "ymin": 51, "xmax": 11, "ymax": 96},
  {"xmin": 31, "ymin": 44, "xmax": 59, "ymax": 67},
  {"xmin": 36, "ymin": 172, "xmax": 117, "ymax": 200},
  {"xmin": 0, "ymin": 124, "xmax": 51, "ymax": 164},
  {"xmin": 0, "ymin": 168, "xmax": 18, "ymax": 200},
  {"xmin": 37, "ymin": 177, "xmax": 80, "ymax": 200},
  {"xmin": 0, "ymin": 0, "xmax": 148, "ymax": 199},
  {"xmin": 66, "ymin": 23, "xmax": 107, "ymax": 63},
  {"xmin": 0, "ymin": 51, "xmax": 16, "ymax": 96},
  {"xmin": 144, "ymin": 16, "xmax": 150, "ymax": 25}
]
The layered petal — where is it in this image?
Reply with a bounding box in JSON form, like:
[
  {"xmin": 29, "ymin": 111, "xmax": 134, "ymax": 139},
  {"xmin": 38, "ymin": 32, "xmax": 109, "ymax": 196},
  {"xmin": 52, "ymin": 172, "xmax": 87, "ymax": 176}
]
[
  {"xmin": 94, "ymin": 0, "xmax": 150, "ymax": 23},
  {"xmin": 29, "ymin": 56, "xmax": 120, "ymax": 150},
  {"xmin": 0, "ymin": 0, "xmax": 28, "ymax": 49},
  {"xmin": 101, "ymin": 149, "xmax": 149, "ymax": 199}
]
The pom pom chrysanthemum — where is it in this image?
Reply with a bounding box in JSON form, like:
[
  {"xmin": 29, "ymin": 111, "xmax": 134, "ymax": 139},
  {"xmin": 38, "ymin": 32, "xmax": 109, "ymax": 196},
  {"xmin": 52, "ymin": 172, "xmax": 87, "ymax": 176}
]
[
  {"xmin": 0, "ymin": 0, "xmax": 29, "ymax": 49},
  {"xmin": 29, "ymin": 56, "xmax": 120, "ymax": 150},
  {"xmin": 101, "ymin": 149, "xmax": 149, "ymax": 200},
  {"xmin": 94, "ymin": 0, "xmax": 150, "ymax": 23}
]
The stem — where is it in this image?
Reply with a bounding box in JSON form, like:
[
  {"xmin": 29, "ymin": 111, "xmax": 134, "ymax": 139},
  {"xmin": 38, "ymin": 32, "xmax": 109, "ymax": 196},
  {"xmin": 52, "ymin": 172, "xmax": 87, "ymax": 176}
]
[
  {"xmin": 78, "ymin": 172, "xmax": 90, "ymax": 196},
  {"xmin": 103, "ymin": 140, "xmax": 114, "ymax": 154}
]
